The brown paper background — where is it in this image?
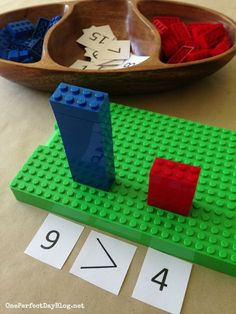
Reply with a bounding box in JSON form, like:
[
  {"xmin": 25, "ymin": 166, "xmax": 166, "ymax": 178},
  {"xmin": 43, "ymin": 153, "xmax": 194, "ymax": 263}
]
[{"xmin": 0, "ymin": 1, "xmax": 236, "ymax": 313}]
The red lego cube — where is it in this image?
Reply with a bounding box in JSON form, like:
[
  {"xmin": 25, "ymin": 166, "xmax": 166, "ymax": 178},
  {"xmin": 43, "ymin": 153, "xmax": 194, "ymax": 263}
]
[{"xmin": 147, "ymin": 158, "xmax": 201, "ymax": 216}]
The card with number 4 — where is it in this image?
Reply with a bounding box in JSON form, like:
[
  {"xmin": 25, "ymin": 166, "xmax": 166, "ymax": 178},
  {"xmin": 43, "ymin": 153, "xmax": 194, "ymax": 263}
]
[
  {"xmin": 25, "ymin": 214, "xmax": 84, "ymax": 269},
  {"xmin": 132, "ymin": 248, "xmax": 192, "ymax": 314}
]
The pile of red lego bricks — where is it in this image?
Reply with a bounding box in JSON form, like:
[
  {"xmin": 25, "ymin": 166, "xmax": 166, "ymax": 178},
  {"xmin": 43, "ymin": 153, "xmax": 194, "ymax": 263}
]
[{"xmin": 152, "ymin": 16, "xmax": 232, "ymax": 64}]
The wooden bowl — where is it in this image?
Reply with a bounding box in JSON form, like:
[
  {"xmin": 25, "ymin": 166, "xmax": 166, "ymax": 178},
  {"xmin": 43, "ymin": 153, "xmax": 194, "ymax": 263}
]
[{"xmin": 0, "ymin": 0, "xmax": 236, "ymax": 94}]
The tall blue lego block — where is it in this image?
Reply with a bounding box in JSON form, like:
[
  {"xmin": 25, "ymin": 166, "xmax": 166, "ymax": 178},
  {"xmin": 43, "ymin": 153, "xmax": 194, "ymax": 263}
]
[
  {"xmin": 50, "ymin": 83, "xmax": 115, "ymax": 191},
  {"xmin": 6, "ymin": 20, "xmax": 34, "ymax": 39},
  {"xmin": 32, "ymin": 18, "xmax": 50, "ymax": 39}
]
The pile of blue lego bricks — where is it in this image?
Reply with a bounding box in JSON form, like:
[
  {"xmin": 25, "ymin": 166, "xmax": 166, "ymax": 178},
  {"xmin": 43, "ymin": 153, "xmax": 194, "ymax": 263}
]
[{"xmin": 0, "ymin": 15, "xmax": 61, "ymax": 63}]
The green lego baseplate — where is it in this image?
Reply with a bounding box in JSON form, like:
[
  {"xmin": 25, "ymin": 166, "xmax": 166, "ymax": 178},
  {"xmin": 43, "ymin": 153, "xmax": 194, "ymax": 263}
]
[{"xmin": 10, "ymin": 103, "xmax": 236, "ymax": 276}]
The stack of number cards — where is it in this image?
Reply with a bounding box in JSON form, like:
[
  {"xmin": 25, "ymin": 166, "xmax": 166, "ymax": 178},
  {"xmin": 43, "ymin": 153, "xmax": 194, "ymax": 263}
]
[{"xmin": 70, "ymin": 25, "xmax": 149, "ymax": 70}]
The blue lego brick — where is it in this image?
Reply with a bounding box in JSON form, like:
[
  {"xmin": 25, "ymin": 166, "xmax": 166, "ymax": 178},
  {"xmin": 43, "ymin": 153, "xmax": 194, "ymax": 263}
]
[
  {"xmin": 6, "ymin": 20, "xmax": 34, "ymax": 39},
  {"xmin": 55, "ymin": 113, "xmax": 114, "ymax": 174},
  {"xmin": 1, "ymin": 27, "xmax": 10, "ymax": 37},
  {"xmin": 7, "ymin": 49, "xmax": 19, "ymax": 61},
  {"xmin": 28, "ymin": 37, "xmax": 43, "ymax": 60},
  {"xmin": 51, "ymin": 84, "xmax": 112, "ymax": 156},
  {"xmin": 49, "ymin": 15, "xmax": 62, "ymax": 28},
  {"xmin": 0, "ymin": 30, "xmax": 10, "ymax": 50},
  {"xmin": 32, "ymin": 18, "xmax": 50, "ymax": 39},
  {"xmin": 50, "ymin": 82, "xmax": 110, "ymax": 123},
  {"xmin": 59, "ymin": 129, "xmax": 114, "ymax": 190},
  {"xmin": 54, "ymin": 110, "xmax": 113, "ymax": 137},
  {"xmin": 53, "ymin": 112, "xmax": 115, "ymax": 191},
  {"xmin": 16, "ymin": 38, "xmax": 43, "ymax": 62},
  {"xmin": 0, "ymin": 49, "xmax": 9, "ymax": 60},
  {"xmin": 19, "ymin": 49, "xmax": 30, "ymax": 59},
  {"xmin": 49, "ymin": 83, "xmax": 115, "ymax": 191},
  {"xmin": 22, "ymin": 56, "xmax": 34, "ymax": 63},
  {"xmin": 9, "ymin": 42, "xmax": 20, "ymax": 50},
  {"xmin": 7, "ymin": 49, "xmax": 30, "ymax": 62},
  {"xmin": 6, "ymin": 37, "xmax": 39, "ymax": 62},
  {"xmin": 26, "ymin": 38, "xmax": 39, "ymax": 48},
  {"xmin": 12, "ymin": 38, "xmax": 31, "ymax": 49}
]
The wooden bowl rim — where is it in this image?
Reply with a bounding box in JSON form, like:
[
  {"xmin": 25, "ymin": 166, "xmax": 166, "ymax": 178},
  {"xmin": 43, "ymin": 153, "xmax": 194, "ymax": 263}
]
[{"xmin": 0, "ymin": 0, "xmax": 235, "ymax": 74}]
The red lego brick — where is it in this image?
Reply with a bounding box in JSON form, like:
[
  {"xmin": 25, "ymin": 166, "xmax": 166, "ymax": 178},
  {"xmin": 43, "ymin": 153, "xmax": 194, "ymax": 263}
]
[
  {"xmin": 161, "ymin": 31, "xmax": 179, "ymax": 57},
  {"xmin": 196, "ymin": 24, "xmax": 227, "ymax": 48},
  {"xmin": 152, "ymin": 16, "xmax": 231, "ymax": 63},
  {"xmin": 147, "ymin": 158, "xmax": 201, "ymax": 216},
  {"xmin": 169, "ymin": 22, "xmax": 191, "ymax": 44},
  {"xmin": 154, "ymin": 16, "xmax": 181, "ymax": 27},
  {"xmin": 168, "ymin": 45, "xmax": 194, "ymax": 64},
  {"xmin": 186, "ymin": 49, "xmax": 212, "ymax": 62},
  {"xmin": 187, "ymin": 23, "xmax": 217, "ymax": 39},
  {"xmin": 212, "ymin": 36, "xmax": 231, "ymax": 56},
  {"xmin": 184, "ymin": 40, "xmax": 199, "ymax": 50},
  {"xmin": 152, "ymin": 18, "xmax": 168, "ymax": 35}
]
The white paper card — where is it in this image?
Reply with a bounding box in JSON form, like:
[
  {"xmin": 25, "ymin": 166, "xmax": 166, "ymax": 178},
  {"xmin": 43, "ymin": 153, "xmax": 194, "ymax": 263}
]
[
  {"xmin": 77, "ymin": 26, "xmax": 114, "ymax": 51},
  {"xmin": 70, "ymin": 59, "xmax": 100, "ymax": 70},
  {"xmin": 70, "ymin": 231, "xmax": 137, "ymax": 295},
  {"xmin": 132, "ymin": 248, "xmax": 192, "ymax": 314},
  {"xmin": 75, "ymin": 24, "xmax": 150, "ymax": 71},
  {"xmin": 100, "ymin": 59, "xmax": 125, "ymax": 66},
  {"xmin": 84, "ymin": 47, "xmax": 98, "ymax": 60},
  {"xmin": 25, "ymin": 214, "xmax": 84, "ymax": 269},
  {"xmin": 120, "ymin": 54, "xmax": 149, "ymax": 68},
  {"xmin": 97, "ymin": 40, "xmax": 130, "ymax": 60},
  {"xmin": 83, "ymin": 25, "xmax": 115, "ymax": 40},
  {"xmin": 99, "ymin": 54, "xmax": 149, "ymax": 70}
]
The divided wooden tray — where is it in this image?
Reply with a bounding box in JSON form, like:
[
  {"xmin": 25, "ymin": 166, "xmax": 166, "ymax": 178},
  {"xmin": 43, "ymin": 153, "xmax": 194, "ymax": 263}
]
[{"xmin": 0, "ymin": 0, "xmax": 236, "ymax": 94}]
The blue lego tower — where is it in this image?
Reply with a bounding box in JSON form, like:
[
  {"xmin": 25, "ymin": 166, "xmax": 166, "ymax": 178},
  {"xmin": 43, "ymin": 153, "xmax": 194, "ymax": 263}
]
[{"xmin": 50, "ymin": 83, "xmax": 115, "ymax": 191}]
